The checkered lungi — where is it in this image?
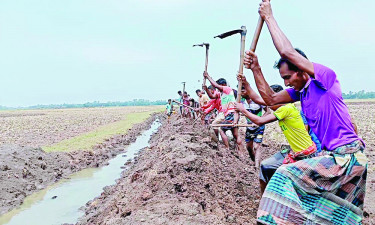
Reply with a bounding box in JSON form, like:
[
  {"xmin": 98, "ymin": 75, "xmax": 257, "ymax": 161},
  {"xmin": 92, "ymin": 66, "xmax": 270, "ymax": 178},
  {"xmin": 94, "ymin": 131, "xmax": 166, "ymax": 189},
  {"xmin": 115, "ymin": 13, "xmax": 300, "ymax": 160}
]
[
  {"xmin": 257, "ymin": 140, "xmax": 367, "ymax": 225},
  {"xmin": 220, "ymin": 112, "xmax": 235, "ymax": 132}
]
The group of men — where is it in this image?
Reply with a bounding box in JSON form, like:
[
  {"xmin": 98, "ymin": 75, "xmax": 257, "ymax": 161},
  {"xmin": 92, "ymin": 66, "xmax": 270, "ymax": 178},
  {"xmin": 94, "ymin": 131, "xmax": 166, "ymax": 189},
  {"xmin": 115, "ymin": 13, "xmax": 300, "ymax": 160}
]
[
  {"xmin": 169, "ymin": 91, "xmax": 201, "ymax": 118},
  {"xmin": 166, "ymin": 1, "xmax": 367, "ymax": 224}
]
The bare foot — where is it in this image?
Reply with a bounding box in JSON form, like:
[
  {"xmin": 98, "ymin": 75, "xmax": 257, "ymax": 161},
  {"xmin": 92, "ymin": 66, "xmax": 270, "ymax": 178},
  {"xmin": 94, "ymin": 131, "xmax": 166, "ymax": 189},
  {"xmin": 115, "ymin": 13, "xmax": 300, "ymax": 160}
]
[
  {"xmin": 248, "ymin": 149, "xmax": 255, "ymax": 162},
  {"xmin": 236, "ymin": 144, "xmax": 247, "ymax": 159},
  {"xmin": 255, "ymin": 155, "xmax": 261, "ymax": 169},
  {"xmin": 209, "ymin": 128, "xmax": 219, "ymax": 142}
]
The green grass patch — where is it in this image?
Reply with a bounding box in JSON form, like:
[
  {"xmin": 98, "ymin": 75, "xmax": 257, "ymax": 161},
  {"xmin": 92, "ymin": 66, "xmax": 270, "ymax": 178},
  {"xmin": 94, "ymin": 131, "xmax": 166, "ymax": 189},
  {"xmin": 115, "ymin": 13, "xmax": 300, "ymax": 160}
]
[{"xmin": 43, "ymin": 110, "xmax": 160, "ymax": 152}]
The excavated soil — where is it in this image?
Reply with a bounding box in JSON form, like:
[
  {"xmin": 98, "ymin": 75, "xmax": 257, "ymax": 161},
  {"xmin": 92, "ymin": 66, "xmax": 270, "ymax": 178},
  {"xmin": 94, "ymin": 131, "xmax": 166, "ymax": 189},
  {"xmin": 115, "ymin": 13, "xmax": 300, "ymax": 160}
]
[
  {"xmin": 76, "ymin": 114, "xmax": 374, "ymax": 225},
  {"xmin": 76, "ymin": 116, "xmax": 264, "ymax": 225},
  {"xmin": 1, "ymin": 108, "xmax": 373, "ymax": 224},
  {"xmin": 0, "ymin": 113, "xmax": 160, "ymax": 215}
]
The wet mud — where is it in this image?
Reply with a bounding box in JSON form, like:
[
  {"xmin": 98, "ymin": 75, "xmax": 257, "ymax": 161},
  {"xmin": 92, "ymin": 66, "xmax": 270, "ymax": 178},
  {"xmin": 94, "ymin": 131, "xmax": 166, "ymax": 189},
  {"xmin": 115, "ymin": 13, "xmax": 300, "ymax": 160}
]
[
  {"xmin": 76, "ymin": 116, "xmax": 262, "ymax": 225},
  {"xmin": 0, "ymin": 113, "xmax": 161, "ymax": 215},
  {"xmin": 76, "ymin": 114, "xmax": 375, "ymax": 225},
  {"xmin": 1, "ymin": 109, "xmax": 374, "ymax": 224}
]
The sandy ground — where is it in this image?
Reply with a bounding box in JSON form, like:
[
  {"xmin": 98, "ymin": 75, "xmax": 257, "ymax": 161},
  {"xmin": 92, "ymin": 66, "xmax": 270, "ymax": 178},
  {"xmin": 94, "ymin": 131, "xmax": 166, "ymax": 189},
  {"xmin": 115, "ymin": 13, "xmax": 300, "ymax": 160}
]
[{"xmin": 0, "ymin": 113, "xmax": 160, "ymax": 215}]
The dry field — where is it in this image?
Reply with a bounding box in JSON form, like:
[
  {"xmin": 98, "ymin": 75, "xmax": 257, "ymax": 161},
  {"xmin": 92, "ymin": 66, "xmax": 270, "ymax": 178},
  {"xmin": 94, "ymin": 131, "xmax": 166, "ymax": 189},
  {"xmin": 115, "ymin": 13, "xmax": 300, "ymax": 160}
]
[
  {"xmin": 0, "ymin": 106, "xmax": 162, "ymax": 149},
  {"xmin": 346, "ymin": 101, "xmax": 375, "ymax": 223}
]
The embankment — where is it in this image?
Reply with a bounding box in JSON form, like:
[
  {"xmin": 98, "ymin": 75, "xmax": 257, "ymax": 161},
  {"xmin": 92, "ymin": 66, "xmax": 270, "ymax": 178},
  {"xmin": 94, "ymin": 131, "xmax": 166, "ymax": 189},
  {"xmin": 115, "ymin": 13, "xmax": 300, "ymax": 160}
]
[
  {"xmin": 0, "ymin": 113, "xmax": 161, "ymax": 215},
  {"xmin": 77, "ymin": 116, "xmax": 262, "ymax": 224}
]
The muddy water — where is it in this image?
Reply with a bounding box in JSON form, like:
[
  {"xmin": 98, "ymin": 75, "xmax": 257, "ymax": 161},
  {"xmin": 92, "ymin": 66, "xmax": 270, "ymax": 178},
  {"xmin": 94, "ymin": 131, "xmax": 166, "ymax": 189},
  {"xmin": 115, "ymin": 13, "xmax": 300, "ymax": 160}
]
[{"xmin": 0, "ymin": 120, "xmax": 161, "ymax": 225}]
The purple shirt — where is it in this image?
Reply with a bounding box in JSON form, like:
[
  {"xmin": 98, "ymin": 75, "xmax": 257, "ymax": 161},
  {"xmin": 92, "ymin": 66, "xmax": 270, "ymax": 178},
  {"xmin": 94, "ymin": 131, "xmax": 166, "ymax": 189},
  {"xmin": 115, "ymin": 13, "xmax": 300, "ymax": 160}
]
[{"xmin": 286, "ymin": 63, "xmax": 361, "ymax": 151}]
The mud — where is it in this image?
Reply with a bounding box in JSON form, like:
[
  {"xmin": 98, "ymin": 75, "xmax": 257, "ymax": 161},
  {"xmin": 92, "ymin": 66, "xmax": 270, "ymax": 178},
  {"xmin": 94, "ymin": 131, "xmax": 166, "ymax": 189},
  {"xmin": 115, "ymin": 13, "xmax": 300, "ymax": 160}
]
[
  {"xmin": 0, "ymin": 113, "xmax": 161, "ymax": 215},
  {"xmin": 76, "ymin": 116, "xmax": 263, "ymax": 225},
  {"xmin": 76, "ymin": 113, "xmax": 374, "ymax": 225},
  {"xmin": 1, "ymin": 107, "xmax": 374, "ymax": 224},
  {"xmin": 0, "ymin": 145, "xmax": 72, "ymax": 215}
]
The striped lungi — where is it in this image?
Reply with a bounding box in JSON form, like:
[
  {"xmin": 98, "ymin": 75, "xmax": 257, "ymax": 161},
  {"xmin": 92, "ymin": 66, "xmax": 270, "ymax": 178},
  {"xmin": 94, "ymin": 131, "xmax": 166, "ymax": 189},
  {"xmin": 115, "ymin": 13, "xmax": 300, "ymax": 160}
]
[{"xmin": 257, "ymin": 140, "xmax": 367, "ymax": 225}]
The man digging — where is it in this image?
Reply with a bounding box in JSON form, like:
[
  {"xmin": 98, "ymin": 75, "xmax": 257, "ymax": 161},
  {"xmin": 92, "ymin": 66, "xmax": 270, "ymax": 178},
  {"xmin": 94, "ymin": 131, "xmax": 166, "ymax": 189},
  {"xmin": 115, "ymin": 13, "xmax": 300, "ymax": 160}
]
[
  {"xmin": 245, "ymin": 0, "xmax": 367, "ymax": 223},
  {"xmin": 234, "ymin": 80, "xmax": 317, "ymax": 196},
  {"xmin": 203, "ymin": 72, "xmax": 242, "ymax": 151},
  {"xmin": 237, "ymin": 75, "xmax": 270, "ymax": 168}
]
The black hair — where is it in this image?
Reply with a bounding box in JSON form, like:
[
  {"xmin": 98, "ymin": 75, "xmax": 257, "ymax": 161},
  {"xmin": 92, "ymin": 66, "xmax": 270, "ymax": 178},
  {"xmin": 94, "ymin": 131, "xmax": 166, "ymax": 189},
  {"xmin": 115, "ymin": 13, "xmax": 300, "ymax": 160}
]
[
  {"xmin": 178, "ymin": 91, "xmax": 182, "ymax": 94},
  {"xmin": 270, "ymin": 84, "xmax": 284, "ymax": 93},
  {"xmin": 237, "ymin": 84, "xmax": 246, "ymax": 90},
  {"xmin": 168, "ymin": 99, "xmax": 171, "ymax": 102},
  {"xmin": 233, "ymin": 89, "xmax": 238, "ymax": 99},
  {"xmin": 274, "ymin": 48, "xmax": 308, "ymax": 72},
  {"xmin": 184, "ymin": 91, "xmax": 187, "ymax": 94},
  {"xmin": 216, "ymin": 78, "xmax": 227, "ymax": 85},
  {"xmin": 195, "ymin": 89, "xmax": 201, "ymax": 94},
  {"xmin": 208, "ymin": 85, "xmax": 214, "ymax": 90}
]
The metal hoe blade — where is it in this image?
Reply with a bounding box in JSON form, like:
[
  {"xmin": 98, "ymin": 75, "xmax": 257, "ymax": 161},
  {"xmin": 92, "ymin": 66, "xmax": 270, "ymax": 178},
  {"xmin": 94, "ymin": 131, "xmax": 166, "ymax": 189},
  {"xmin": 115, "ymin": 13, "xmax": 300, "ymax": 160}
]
[
  {"xmin": 214, "ymin": 29, "xmax": 244, "ymax": 39},
  {"xmin": 193, "ymin": 43, "xmax": 209, "ymax": 48}
]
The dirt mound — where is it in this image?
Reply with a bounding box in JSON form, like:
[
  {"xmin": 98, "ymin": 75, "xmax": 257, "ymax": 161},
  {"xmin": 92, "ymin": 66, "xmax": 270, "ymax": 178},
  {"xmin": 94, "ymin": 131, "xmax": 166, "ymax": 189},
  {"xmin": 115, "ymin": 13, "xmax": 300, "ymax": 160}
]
[
  {"xmin": 0, "ymin": 145, "xmax": 72, "ymax": 214},
  {"xmin": 67, "ymin": 113, "xmax": 162, "ymax": 169},
  {"xmin": 76, "ymin": 116, "xmax": 264, "ymax": 225},
  {"xmin": 0, "ymin": 113, "xmax": 161, "ymax": 215}
]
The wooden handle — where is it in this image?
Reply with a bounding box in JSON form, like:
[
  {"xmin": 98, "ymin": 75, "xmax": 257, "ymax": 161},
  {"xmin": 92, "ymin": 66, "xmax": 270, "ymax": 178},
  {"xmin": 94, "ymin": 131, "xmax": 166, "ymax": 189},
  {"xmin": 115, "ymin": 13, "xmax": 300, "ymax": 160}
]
[
  {"xmin": 203, "ymin": 47, "xmax": 209, "ymax": 86},
  {"xmin": 237, "ymin": 29, "xmax": 246, "ymax": 103},
  {"xmin": 211, "ymin": 124, "xmax": 257, "ymax": 128},
  {"xmin": 172, "ymin": 100, "xmax": 195, "ymax": 110},
  {"xmin": 250, "ymin": 15, "xmax": 266, "ymax": 52}
]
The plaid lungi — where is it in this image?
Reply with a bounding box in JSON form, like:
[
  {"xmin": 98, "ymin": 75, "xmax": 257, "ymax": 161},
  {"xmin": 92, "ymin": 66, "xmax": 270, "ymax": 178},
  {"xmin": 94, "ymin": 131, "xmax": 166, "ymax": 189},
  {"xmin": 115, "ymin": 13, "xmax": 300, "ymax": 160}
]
[
  {"xmin": 257, "ymin": 140, "xmax": 367, "ymax": 225},
  {"xmin": 221, "ymin": 112, "xmax": 235, "ymax": 131}
]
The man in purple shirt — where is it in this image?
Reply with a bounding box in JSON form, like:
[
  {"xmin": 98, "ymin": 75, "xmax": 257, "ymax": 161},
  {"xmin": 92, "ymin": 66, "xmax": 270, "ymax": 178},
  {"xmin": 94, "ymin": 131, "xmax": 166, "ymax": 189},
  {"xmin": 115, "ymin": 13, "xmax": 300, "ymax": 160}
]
[
  {"xmin": 285, "ymin": 61, "xmax": 359, "ymax": 150},
  {"xmin": 244, "ymin": 0, "xmax": 368, "ymax": 224}
]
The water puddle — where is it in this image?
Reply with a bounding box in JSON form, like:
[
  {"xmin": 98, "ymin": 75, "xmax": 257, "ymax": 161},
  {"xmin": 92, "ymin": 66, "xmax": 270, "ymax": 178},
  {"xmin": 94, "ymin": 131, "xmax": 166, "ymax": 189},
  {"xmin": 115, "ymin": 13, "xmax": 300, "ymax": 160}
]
[{"xmin": 0, "ymin": 120, "xmax": 161, "ymax": 225}]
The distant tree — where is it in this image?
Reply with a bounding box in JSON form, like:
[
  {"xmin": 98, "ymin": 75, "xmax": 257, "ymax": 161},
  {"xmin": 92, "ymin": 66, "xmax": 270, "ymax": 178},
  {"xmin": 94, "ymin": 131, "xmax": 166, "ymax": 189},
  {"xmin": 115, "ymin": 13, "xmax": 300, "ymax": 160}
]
[
  {"xmin": 342, "ymin": 90, "xmax": 375, "ymax": 99},
  {"xmin": 0, "ymin": 99, "xmax": 165, "ymax": 110}
]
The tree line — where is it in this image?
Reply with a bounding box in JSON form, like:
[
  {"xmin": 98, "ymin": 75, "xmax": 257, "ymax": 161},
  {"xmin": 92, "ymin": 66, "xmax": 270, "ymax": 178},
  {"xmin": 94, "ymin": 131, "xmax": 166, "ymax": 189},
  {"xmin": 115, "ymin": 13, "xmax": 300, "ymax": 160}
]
[
  {"xmin": 342, "ymin": 90, "xmax": 375, "ymax": 99},
  {"xmin": 0, "ymin": 99, "xmax": 166, "ymax": 110},
  {"xmin": 1, "ymin": 91, "xmax": 374, "ymax": 110}
]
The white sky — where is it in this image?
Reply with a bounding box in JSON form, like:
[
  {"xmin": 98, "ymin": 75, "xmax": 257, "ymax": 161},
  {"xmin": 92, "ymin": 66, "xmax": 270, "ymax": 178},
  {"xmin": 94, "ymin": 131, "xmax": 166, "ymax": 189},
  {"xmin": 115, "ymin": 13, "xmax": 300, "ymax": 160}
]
[{"xmin": 0, "ymin": 0, "xmax": 374, "ymax": 107}]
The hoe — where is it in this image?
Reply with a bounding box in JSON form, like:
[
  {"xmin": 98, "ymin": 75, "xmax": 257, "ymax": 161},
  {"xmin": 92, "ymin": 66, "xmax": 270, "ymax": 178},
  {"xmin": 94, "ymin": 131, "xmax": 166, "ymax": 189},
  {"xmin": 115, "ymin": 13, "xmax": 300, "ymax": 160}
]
[{"xmin": 193, "ymin": 43, "xmax": 210, "ymax": 86}]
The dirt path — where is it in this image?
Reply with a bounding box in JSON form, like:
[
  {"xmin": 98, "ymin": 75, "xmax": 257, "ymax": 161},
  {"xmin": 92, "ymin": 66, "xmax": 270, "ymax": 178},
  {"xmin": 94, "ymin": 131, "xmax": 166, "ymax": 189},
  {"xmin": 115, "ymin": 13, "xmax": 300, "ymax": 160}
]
[
  {"xmin": 0, "ymin": 113, "xmax": 161, "ymax": 215},
  {"xmin": 76, "ymin": 115, "xmax": 374, "ymax": 225}
]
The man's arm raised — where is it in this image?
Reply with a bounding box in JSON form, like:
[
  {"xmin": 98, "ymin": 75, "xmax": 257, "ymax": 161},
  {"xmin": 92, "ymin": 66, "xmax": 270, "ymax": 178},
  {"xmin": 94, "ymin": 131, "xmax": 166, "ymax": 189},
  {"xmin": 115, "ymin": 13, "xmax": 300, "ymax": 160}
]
[
  {"xmin": 202, "ymin": 85, "xmax": 216, "ymax": 99},
  {"xmin": 258, "ymin": 0, "xmax": 314, "ymax": 76},
  {"xmin": 237, "ymin": 73, "xmax": 266, "ymax": 105},
  {"xmin": 244, "ymin": 51, "xmax": 293, "ymax": 105},
  {"xmin": 204, "ymin": 71, "xmax": 224, "ymax": 92}
]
